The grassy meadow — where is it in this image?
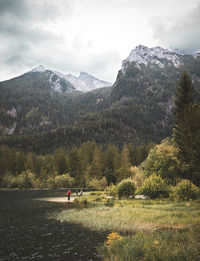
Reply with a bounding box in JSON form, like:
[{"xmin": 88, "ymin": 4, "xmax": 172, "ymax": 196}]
[{"xmin": 50, "ymin": 193, "xmax": 200, "ymax": 260}]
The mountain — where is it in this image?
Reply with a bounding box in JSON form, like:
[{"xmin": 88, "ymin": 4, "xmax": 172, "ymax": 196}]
[
  {"xmin": 109, "ymin": 45, "xmax": 200, "ymax": 143},
  {"xmin": 0, "ymin": 70, "xmax": 73, "ymax": 135},
  {"xmin": 122, "ymin": 45, "xmax": 183, "ymax": 69},
  {"xmin": 111, "ymin": 45, "xmax": 200, "ymax": 101},
  {"xmin": 30, "ymin": 65, "xmax": 76, "ymax": 94},
  {"xmin": 65, "ymin": 71, "xmax": 112, "ymax": 92},
  {"xmin": 0, "ymin": 45, "xmax": 200, "ymax": 153},
  {"xmin": 0, "ymin": 70, "xmax": 113, "ymax": 136},
  {"xmin": 0, "ymin": 66, "xmax": 112, "ymax": 136},
  {"xmin": 30, "ymin": 65, "xmax": 112, "ymax": 93}
]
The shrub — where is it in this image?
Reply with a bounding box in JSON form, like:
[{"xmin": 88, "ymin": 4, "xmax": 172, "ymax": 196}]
[
  {"xmin": 2, "ymin": 174, "xmax": 18, "ymax": 188},
  {"xmin": 170, "ymin": 179, "xmax": 199, "ymax": 201},
  {"xmin": 54, "ymin": 174, "xmax": 75, "ymax": 188},
  {"xmin": 140, "ymin": 174, "xmax": 169, "ymax": 199},
  {"xmin": 105, "ymin": 184, "xmax": 118, "ymax": 197},
  {"xmin": 117, "ymin": 179, "xmax": 136, "ymax": 198},
  {"xmin": 47, "ymin": 177, "xmax": 56, "ymax": 189},
  {"xmin": 73, "ymin": 197, "xmax": 88, "ymax": 207},
  {"xmin": 88, "ymin": 177, "xmax": 107, "ymax": 190},
  {"xmin": 2, "ymin": 171, "xmax": 37, "ymax": 189},
  {"xmin": 142, "ymin": 139, "xmax": 181, "ymax": 184},
  {"xmin": 34, "ymin": 178, "xmax": 47, "ymax": 188},
  {"xmin": 47, "ymin": 174, "xmax": 75, "ymax": 189},
  {"xmin": 16, "ymin": 172, "xmax": 37, "ymax": 189},
  {"xmin": 131, "ymin": 166, "xmax": 145, "ymax": 188}
]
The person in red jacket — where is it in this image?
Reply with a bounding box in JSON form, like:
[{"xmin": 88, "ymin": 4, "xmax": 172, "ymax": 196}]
[{"xmin": 67, "ymin": 190, "xmax": 71, "ymax": 201}]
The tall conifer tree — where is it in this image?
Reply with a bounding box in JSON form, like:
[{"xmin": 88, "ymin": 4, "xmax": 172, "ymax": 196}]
[
  {"xmin": 173, "ymin": 71, "xmax": 200, "ymax": 184},
  {"xmin": 173, "ymin": 72, "xmax": 195, "ymax": 162}
]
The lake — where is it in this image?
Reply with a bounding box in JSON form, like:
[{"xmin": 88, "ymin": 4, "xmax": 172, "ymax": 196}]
[{"xmin": 0, "ymin": 190, "xmax": 107, "ymax": 261}]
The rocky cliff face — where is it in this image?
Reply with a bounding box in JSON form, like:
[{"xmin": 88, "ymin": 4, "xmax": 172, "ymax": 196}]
[
  {"xmin": 30, "ymin": 65, "xmax": 112, "ymax": 93},
  {"xmin": 122, "ymin": 45, "xmax": 183, "ymax": 70},
  {"xmin": 65, "ymin": 72, "xmax": 112, "ymax": 92},
  {"xmin": 112, "ymin": 45, "xmax": 200, "ymax": 100}
]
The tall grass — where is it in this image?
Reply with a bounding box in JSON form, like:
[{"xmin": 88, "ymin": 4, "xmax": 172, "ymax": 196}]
[
  {"xmin": 51, "ymin": 199, "xmax": 200, "ymax": 233},
  {"xmin": 100, "ymin": 223, "xmax": 200, "ymax": 261},
  {"xmin": 51, "ymin": 197, "xmax": 200, "ymax": 260}
]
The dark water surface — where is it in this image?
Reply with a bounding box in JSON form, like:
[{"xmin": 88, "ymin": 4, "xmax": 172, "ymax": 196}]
[{"xmin": 0, "ymin": 190, "xmax": 106, "ymax": 261}]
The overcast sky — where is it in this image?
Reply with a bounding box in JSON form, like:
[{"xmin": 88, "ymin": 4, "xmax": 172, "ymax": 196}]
[{"xmin": 0, "ymin": 0, "xmax": 200, "ymax": 82}]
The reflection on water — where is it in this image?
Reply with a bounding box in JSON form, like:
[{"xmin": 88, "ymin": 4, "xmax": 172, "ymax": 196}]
[{"xmin": 0, "ymin": 190, "xmax": 106, "ymax": 261}]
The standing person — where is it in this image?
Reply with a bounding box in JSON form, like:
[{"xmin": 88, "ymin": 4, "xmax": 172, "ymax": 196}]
[
  {"xmin": 80, "ymin": 189, "xmax": 83, "ymax": 197},
  {"xmin": 67, "ymin": 189, "xmax": 71, "ymax": 201}
]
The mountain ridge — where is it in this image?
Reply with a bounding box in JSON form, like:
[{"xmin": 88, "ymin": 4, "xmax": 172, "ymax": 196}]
[
  {"xmin": 122, "ymin": 45, "xmax": 183, "ymax": 69},
  {"xmin": 0, "ymin": 45, "xmax": 200, "ymax": 153},
  {"xmin": 28, "ymin": 65, "xmax": 112, "ymax": 93}
]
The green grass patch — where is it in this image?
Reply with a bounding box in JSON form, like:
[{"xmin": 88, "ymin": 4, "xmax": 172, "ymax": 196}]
[
  {"xmin": 50, "ymin": 195, "xmax": 200, "ymax": 260},
  {"xmin": 51, "ymin": 198, "xmax": 200, "ymax": 233},
  {"xmin": 100, "ymin": 223, "xmax": 200, "ymax": 261}
]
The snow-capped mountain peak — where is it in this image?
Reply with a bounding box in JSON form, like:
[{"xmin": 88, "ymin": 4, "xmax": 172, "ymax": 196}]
[
  {"xmin": 49, "ymin": 71, "xmax": 75, "ymax": 94},
  {"xmin": 31, "ymin": 65, "xmax": 46, "ymax": 72},
  {"xmin": 122, "ymin": 45, "xmax": 183, "ymax": 70},
  {"xmin": 29, "ymin": 65, "xmax": 112, "ymax": 93},
  {"xmin": 29, "ymin": 65, "xmax": 75, "ymax": 93},
  {"xmin": 79, "ymin": 71, "xmax": 90, "ymax": 79},
  {"xmin": 65, "ymin": 72, "xmax": 112, "ymax": 92}
]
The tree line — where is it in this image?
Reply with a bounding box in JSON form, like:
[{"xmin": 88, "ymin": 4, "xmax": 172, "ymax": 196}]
[{"xmin": 0, "ymin": 142, "xmax": 153, "ymax": 189}]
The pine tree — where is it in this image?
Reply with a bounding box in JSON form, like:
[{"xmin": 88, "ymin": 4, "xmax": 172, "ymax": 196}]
[
  {"xmin": 15, "ymin": 150, "xmax": 25, "ymax": 174},
  {"xmin": 116, "ymin": 145, "xmax": 132, "ymax": 182},
  {"xmin": 69, "ymin": 146, "xmax": 85, "ymax": 186},
  {"xmin": 79, "ymin": 141, "xmax": 96, "ymax": 170},
  {"xmin": 89, "ymin": 146, "xmax": 103, "ymax": 178},
  {"xmin": 103, "ymin": 144, "xmax": 120, "ymax": 185},
  {"xmin": 53, "ymin": 147, "xmax": 69, "ymax": 175},
  {"xmin": 173, "ymin": 71, "xmax": 200, "ymax": 184}
]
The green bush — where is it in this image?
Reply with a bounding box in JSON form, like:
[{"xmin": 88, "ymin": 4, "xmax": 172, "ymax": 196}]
[
  {"xmin": 142, "ymin": 139, "xmax": 181, "ymax": 184},
  {"xmin": 88, "ymin": 177, "xmax": 107, "ymax": 190},
  {"xmin": 117, "ymin": 179, "xmax": 136, "ymax": 198},
  {"xmin": 105, "ymin": 184, "xmax": 118, "ymax": 197},
  {"xmin": 54, "ymin": 174, "xmax": 75, "ymax": 188},
  {"xmin": 170, "ymin": 179, "xmax": 199, "ymax": 201},
  {"xmin": 2, "ymin": 174, "xmax": 18, "ymax": 188},
  {"xmin": 140, "ymin": 174, "xmax": 169, "ymax": 199},
  {"xmin": 2, "ymin": 171, "xmax": 37, "ymax": 189},
  {"xmin": 47, "ymin": 174, "xmax": 75, "ymax": 189},
  {"xmin": 47, "ymin": 177, "xmax": 56, "ymax": 189},
  {"xmin": 18, "ymin": 172, "xmax": 36, "ymax": 189}
]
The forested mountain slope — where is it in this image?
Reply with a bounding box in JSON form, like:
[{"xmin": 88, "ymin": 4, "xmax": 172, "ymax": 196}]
[{"xmin": 1, "ymin": 45, "xmax": 200, "ymax": 153}]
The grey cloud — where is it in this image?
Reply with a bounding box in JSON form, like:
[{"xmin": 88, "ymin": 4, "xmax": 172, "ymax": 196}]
[
  {"xmin": 151, "ymin": 3, "xmax": 200, "ymax": 53},
  {"xmin": 0, "ymin": 0, "xmax": 117, "ymax": 82},
  {"xmin": 85, "ymin": 52, "xmax": 121, "ymax": 81},
  {"xmin": 0, "ymin": 0, "xmax": 27, "ymax": 16},
  {"xmin": 0, "ymin": 0, "xmax": 70, "ymax": 36},
  {"xmin": 0, "ymin": 0, "xmax": 71, "ymax": 69}
]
